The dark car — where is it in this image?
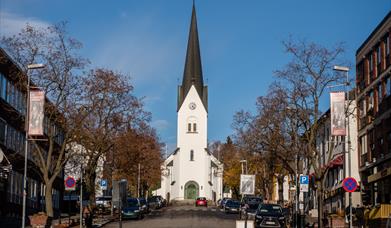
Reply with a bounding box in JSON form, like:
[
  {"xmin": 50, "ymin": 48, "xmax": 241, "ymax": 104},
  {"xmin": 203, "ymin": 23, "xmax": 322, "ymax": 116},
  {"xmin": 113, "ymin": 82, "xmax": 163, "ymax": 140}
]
[
  {"xmin": 219, "ymin": 198, "xmax": 230, "ymax": 208},
  {"xmin": 224, "ymin": 200, "xmax": 241, "ymax": 214},
  {"xmin": 255, "ymin": 204, "xmax": 285, "ymax": 228},
  {"xmin": 121, "ymin": 198, "xmax": 144, "ymax": 219},
  {"xmin": 139, "ymin": 198, "xmax": 150, "ymax": 214},
  {"xmin": 148, "ymin": 196, "xmax": 164, "ymax": 209},
  {"xmin": 240, "ymin": 196, "xmax": 263, "ymax": 218}
]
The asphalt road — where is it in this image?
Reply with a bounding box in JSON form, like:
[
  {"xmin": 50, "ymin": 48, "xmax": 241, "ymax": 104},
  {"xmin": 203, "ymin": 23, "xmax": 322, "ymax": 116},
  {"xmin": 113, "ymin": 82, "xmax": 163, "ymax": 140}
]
[{"xmin": 103, "ymin": 205, "xmax": 240, "ymax": 228}]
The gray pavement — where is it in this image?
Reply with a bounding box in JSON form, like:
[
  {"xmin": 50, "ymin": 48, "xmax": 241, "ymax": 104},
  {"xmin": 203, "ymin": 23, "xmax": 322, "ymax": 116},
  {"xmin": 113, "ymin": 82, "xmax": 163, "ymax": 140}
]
[{"xmin": 103, "ymin": 205, "xmax": 239, "ymax": 228}]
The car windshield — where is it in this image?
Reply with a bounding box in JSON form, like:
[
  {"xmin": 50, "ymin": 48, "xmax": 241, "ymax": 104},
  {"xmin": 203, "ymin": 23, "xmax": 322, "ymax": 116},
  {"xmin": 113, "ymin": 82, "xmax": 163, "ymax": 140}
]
[
  {"xmin": 226, "ymin": 201, "xmax": 240, "ymax": 206},
  {"xmin": 197, "ymin": 197, "xmax": 206, "ymax": 200},
  {"xmin": 246, "ymin": 197, "xmax": 262, "ymax": 204},
  {"xmin": 258, "ymin": 204, "xmax": 282, "ymax": 213},
  {"xmin": 127, "ymin": 199, "xmax": 139, "ymax": 207}
]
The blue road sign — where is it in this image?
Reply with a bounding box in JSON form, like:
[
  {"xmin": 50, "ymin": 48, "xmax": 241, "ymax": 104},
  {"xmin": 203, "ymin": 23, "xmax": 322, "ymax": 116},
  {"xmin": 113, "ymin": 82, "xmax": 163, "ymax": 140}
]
[
  {"xmin": 300, "ymin": 175, "xmax": 309, "ymax": 185},
  {"xmin": 101, "ymin": 179, "xmax": 108, "ymax": 190}
]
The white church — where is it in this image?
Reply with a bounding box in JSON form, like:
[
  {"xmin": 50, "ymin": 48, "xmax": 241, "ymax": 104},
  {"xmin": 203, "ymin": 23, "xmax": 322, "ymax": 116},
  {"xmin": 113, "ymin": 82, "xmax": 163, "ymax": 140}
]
[{"xmin": 155, "ymin": 4, "xmax": 223, "ymax": 202}]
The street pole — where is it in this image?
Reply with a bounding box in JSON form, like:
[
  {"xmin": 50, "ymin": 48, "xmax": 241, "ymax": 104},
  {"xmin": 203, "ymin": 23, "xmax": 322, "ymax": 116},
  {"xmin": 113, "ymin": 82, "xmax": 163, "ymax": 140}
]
[
  {"xmin": 346, "ymin": 70, "xmax": 352, "ymax": 228},
  {"xmin": 296, "ymin": 153, "xmax": 299, "ymax": 228},
  {"xmin": 22, "ymin": 64, "xmax": 44, "ymax": 228},
  {"xmin": 137, "ymin": 163, "xmax": 141, "ymax": 198},
  {"xmin": 80, "ymin": 164, "xmax": 83, "ymax": 228},
  {"xmin": 333, "ymin": 65, "xmax": 352, "ymax": 228}
]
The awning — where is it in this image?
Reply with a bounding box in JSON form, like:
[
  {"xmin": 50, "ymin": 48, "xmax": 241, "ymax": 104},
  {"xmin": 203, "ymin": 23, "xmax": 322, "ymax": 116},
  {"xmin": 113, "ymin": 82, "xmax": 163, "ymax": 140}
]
[{"xmin": 327, "ymin": 154, "xmax": 344, "ymax": 169}]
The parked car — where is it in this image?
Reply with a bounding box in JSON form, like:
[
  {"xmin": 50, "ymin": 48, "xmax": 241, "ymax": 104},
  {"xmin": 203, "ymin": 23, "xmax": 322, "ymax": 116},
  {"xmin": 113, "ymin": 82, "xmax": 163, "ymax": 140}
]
[
  {"xmin": 224, "ymin": 200, "xmax": 241, "ymax": 214},
  {"xmin": 95, "ymin": 196, "xmax": 112, "ymax": 214},
  {"xmin": 139, "ymin": 198, "xmax": 150, "ymax": 213},
  {"xmin": 255, "ymin": 204, "xmax": 285, "ymax": 228},
  {"xmin": 148, "ymin": 196, "xmax": 164, "ymax": 209},
  {"xmin": 219, "ymin": 198, "xmax": 230, "ymax": 208},
  {"xmin": 240, "ymin": 196, "xmax": 263, "ymax": 218},
  {"xmin": 195, "ymin": 197, "xmax": 207, "ymax": 207},
  {"xmin": 121, "ymin": 198, "xmax": 144, "ymax": 220}
]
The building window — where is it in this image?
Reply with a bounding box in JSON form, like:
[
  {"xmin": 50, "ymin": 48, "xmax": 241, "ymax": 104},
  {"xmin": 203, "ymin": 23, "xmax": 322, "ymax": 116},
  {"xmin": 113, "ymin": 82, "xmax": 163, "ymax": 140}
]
[
  {"xmin": 369, "ymin": 54, "xmax": 374, "ymax": 81},
  {"xmin": 388, "ymin": 131, "xmax": 391, "ymax": 154},
  {"xmin": 188, "ymin": 123, "xmax": 191, "ymax": 132},
  {"xmin": 368, "ymin": 91, "xmax": 374, "ymax": 110},
  {"xmin": 386, "ymin": 76, "xmax": 391, "ymax": 97},
  {"xmin": 377, "ymin": 45, "xmax": 382, "ymax": 69},
  {"xmin": 193, "ymin": 123, "xmax": 197, "ymax": 132},
  {"xmin": 0, "ymin": 118, "xmax": 6, "ymax": 143},
  {"xmin": 378, "ymin": 84, "xmax": 383, "ymax": 105},
  {"xmin": 190, "ymin": 150, "xmax": 194, "ymax": 161}
]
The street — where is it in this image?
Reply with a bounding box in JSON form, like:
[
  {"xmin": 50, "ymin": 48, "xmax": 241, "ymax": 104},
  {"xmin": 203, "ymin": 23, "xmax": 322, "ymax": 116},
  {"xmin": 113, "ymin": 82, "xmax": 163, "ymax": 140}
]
[{"xmin": 103, "ymin": 205, "xmax": 239, "ymax": 228}]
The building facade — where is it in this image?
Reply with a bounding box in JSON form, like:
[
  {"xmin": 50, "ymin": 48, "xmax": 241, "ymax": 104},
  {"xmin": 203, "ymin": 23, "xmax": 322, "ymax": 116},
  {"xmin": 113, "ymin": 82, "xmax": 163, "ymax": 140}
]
[
  {"xmin": 0, "ymin": 48, "xmax": 64, "ymax": 227},
  {"xmin": 304, "ymin": 101, "xmax": 361, "ymax": 217},
  {"xmin": 155, "ymin": 5, "xmax": 223, "ymax": 202},
  {"xmin": 356, "ymin": 11, "xmax": 391, "ymax": 206}
]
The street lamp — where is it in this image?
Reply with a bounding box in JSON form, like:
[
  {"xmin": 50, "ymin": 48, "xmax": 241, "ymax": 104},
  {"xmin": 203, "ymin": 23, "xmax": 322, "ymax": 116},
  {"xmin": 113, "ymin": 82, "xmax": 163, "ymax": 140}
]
[
  {"xmin": 22, "ymin": 63, "xmax": 45, "ymax": 228},
  {"xmin": 333, "ymin": 65, "xmax": 352, "ymax": 228}
]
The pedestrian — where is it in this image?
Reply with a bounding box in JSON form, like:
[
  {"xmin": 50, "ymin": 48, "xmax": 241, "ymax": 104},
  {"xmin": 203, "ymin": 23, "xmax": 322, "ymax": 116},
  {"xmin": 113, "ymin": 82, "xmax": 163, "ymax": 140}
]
[
  {"xmin": 83, "ymin": 205, "xmax": 93, "ymax": 228},
  {"xmin": 356, "ymin": 204, "xmax": 364, "ymax": 228},
  {"xmin": 322, "ymin": 209, "xmax": 329, "ymax": 228}
]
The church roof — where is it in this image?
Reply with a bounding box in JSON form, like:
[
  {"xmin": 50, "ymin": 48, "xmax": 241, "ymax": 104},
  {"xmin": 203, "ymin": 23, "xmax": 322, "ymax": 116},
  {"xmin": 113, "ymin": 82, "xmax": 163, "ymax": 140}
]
[{"xmin": 178, "ymin": 3, "xmax": 208, "ymax": 111}]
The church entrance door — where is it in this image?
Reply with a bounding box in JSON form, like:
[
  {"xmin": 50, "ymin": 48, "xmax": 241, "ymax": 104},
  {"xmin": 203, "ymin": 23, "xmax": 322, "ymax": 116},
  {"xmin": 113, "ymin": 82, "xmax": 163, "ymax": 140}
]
[{"xmin": 184, "ymin": 181, "xmax": 199, "ymax": 199}]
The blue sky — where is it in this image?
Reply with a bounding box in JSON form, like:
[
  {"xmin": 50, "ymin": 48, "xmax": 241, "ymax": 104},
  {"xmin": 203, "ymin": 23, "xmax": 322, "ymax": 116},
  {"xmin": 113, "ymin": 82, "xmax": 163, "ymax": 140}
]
[{"xmin": 1, "ymin": 1, "xmax": 390, "ymax": 152}]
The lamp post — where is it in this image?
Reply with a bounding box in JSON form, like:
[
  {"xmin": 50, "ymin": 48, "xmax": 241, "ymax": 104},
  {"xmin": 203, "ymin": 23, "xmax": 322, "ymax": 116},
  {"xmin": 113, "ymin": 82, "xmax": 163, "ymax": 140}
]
[
  {"xmin": 333, "ymin": 65, "xmax": 352, "ymax": 228},
  {"xmin": 240, "ymin": 160, "xmax": 248, "ymax": 174},
  {"xmin": 22, "ymin": 63, "xmax": 45, "ymax": 228}
]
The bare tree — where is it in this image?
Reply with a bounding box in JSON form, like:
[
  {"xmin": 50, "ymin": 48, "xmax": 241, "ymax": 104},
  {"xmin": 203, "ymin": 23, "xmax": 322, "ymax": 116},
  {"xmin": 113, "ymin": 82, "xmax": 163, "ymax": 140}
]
[
  {"xmin": 1, "ymin": 22, "xmax": 88, "ymax": 217},
  {"xmin": 274, "ymin": 38, "xmax": 347, "ymax": 227}
]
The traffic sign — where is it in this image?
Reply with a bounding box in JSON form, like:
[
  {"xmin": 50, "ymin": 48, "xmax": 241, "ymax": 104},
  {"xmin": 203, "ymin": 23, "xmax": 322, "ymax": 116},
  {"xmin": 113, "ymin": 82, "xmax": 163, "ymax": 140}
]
[
  {"xmin": 343, "ymin": 177, "xmax": 358, "ymax": 192},
  {"xmin": 300, "ymin": 175, "xmax": 309, "ymax": 192},
  {"xmin": 240, "ymin": 175, "xmax": 255, "ymax": 195},
  {"xmin": 65, "ymin": 176, "xmax": 76, "ymax": 191},
  {"xmin": 300, "ymin": 175, "xmax": 309, "ymax": 185},
  {"xmin": 101, "ymin": 179, "xmax": 108, "ymax": 190}
]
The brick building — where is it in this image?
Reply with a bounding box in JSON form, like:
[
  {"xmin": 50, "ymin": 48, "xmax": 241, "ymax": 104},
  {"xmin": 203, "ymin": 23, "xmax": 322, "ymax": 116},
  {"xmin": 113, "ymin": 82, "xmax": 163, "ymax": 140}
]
[{"xmin": 356, "ymin": 11, "xmax": 391, "ymax": 206}]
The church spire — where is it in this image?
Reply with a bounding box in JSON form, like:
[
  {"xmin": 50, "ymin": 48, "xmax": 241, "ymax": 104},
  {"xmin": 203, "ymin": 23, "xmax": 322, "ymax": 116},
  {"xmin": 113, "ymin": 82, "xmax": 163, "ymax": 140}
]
[{"xmin": 178, "ymin": 3, "xmax": 208, "ymax": 111}]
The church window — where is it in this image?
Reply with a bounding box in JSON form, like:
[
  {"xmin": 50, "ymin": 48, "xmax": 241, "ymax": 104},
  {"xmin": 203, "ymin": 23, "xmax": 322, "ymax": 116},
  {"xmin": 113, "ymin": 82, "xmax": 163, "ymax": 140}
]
[
  {"xmin": 190, "ymin": 150, "xmax": 194, "ymax": 161},
  {"xmin": 193, "ymin": 123, "xmax": 197, "ymax": 132},
  {"xmin": 188, "ymin": 123, "xmax": 192, "ymax": 132}
]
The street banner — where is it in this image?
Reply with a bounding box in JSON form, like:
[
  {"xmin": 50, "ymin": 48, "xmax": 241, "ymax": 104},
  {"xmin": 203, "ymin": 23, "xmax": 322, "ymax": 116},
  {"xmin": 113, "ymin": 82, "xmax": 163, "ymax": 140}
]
[
  {"xmin": 240, "ymin": 174, "xmax": 255, "ymax": 195},
  {"xmin": 330, "ymin": 92, "xmax": 346, "ymax": 136},
  {"xmin": 28, "ymin": 90, "xmax": 45, "ymax": 136}
]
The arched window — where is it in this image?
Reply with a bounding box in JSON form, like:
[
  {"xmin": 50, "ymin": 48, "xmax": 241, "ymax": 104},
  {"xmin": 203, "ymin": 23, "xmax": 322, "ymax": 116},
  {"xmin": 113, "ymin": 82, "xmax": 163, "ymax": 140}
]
[
  {"xmin": 190, "ymin": 150, "xmax": 194, "ymax": 161},
  {"xmin": 193, "ymin": 123, "xmax": 197, "ymax": 132}
]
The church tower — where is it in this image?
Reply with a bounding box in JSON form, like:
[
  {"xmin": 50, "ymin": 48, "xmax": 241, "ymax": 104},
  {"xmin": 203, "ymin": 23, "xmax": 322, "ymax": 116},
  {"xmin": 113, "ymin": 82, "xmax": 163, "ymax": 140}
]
[{"xmin": 155, "ymin": 3, "xmax": 222, "ymax": 202}]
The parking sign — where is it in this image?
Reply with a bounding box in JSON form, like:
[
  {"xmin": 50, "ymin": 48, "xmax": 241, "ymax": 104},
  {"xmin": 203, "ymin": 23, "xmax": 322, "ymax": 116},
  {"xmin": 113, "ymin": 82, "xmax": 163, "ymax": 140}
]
[
  {"xmin": 101, "ymin": 179, "xmax": 108, "ymax": 191},
  {"xmin": 300, "ymin": 175, "xmax": 309, "ymax": 192}
]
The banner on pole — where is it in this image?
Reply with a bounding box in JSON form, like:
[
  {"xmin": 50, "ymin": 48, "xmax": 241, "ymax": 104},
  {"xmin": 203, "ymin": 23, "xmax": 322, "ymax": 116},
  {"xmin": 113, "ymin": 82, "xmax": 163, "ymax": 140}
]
[
  {"xmin": 28, "ymin": 90, "xmax": 45, "ymax": 136},
  {"xmin": 330, "ymin": 92, "xmax": 346, "ymax": 136}
]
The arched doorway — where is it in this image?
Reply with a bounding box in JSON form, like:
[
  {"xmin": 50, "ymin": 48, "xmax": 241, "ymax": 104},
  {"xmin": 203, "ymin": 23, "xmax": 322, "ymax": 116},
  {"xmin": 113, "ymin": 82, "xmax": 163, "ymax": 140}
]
[{"xmin": 184, "ymin": 181, "xmax": 199, "ymax": 199}]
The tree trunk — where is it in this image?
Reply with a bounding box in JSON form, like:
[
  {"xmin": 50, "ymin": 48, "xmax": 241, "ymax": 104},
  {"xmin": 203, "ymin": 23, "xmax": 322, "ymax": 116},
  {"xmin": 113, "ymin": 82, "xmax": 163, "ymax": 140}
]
[
  {"xmin": 277, "ymin": 175, "xmax": 284, "ymax": 205},
  {"xmin": 317, "ymin": 179, "xmax": 324, "ymax": 228},
  {"xmin": 45, "ymin": 181, "xmax": 54, "ymax": 218},
  {"xmin": 85, "ymin": 166, "xmax": 97, "ymax": 207}
]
